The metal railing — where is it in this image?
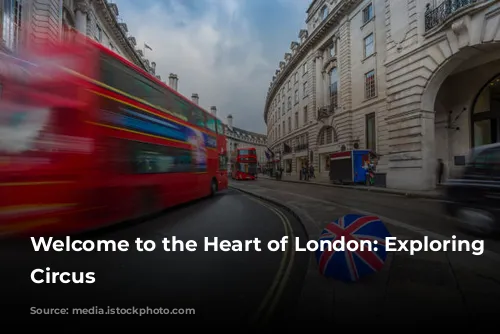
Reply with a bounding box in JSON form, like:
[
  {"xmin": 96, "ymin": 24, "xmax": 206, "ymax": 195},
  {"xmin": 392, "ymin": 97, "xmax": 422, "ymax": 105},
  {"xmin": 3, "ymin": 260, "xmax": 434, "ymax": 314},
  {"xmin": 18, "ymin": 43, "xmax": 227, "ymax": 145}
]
[
  {"xmin": 294, "ymin": 143, "xmax": 308, "ymax": 152},
  {"xmin": 425, "ymin": 0, "xmax": 478, "ymax": 32},
  {"xmin": 317, "ymin": 100, "xmax": 336, "ymax": 121}
]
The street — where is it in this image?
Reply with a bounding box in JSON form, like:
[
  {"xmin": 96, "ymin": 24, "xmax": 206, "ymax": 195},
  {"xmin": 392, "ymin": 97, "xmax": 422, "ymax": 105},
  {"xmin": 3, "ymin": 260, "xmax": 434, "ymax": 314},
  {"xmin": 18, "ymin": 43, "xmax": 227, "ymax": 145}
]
[
  {"xmin": 231, "ymin": 178, "xmax": 500, "ymax": 324},
  {"xmin": 239, "ymin": 178, "xmax": 500, "ymax": 254},
  {"xmin": 0, "ymin": 189, "xmax": 309, "ymax": 327}
]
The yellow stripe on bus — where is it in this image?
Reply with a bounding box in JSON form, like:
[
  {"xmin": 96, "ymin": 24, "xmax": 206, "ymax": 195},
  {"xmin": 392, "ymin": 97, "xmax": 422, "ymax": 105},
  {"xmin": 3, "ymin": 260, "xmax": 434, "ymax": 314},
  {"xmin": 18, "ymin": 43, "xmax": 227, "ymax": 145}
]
[
  {"xmin": 87, "ymin": 121, "xmax": 186, "ymax": 144},
  {"xmin": 62, "ymin": 67, "xmax": 220, "ymax": 138},
  {"xmin": 62, "ymin": 67, "xmax": 190, "ymax": 124},
  {"xmin": 88, "ymin": 121, "xmax": 218, "ymax": 152},
  {"xmin": 0, "ymin": 217, "xmax": 60, "ymax": 236},
  {"xmin": 0, "ymin": 181, "xmax": 73, "ymax": 187}
]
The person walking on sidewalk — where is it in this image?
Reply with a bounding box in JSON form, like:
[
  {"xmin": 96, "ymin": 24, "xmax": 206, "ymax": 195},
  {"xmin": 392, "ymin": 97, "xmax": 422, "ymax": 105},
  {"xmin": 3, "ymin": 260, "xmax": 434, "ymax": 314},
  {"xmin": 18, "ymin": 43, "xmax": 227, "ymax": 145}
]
[
  {"xmin": 309, "ymin": 165, "xmax": 315, "ymax": 179},
  {"xmin": 303, "ymin": 165, "xmax": 309, "ymax": 181},
  {"xmin": 437, "ymin": 158, "xmax": 444, "ymax": 185}
]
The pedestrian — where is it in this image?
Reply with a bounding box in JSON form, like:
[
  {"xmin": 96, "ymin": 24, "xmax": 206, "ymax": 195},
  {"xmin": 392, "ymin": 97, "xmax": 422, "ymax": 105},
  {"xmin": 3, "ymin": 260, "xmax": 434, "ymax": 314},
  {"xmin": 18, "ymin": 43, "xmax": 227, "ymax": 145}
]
[
  {"xmin": 437, "ymin": 159, "xmax": 444, "ymax": 184},
  {"xmin": 299, "ymin": 165, "xmax": 303, "ymax": 180},
  {"xmin": 309, "ymin": 165, "xmax": 315, "ymax": 179},
  {"xmin": 303, "ymin": 165, "xmax": 309, "ymax": 181}
]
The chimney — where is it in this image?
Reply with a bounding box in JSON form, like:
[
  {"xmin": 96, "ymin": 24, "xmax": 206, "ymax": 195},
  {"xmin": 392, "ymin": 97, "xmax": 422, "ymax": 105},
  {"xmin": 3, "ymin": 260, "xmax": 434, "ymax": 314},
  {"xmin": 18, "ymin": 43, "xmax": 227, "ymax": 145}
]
[
  {"xmin": 168, "ymin": 73, "xmax": 178, "ymax": 91},
  {"xmin": 210, "ymin": 106, "xmax": 217, "ymax": 117},
  {"xmin": 191, "ymin": 93, "xmax": 199, "ymax": 105},
  {"xmin": 227, "ymin": 114, "xmax": 233, "ymax": 129}
]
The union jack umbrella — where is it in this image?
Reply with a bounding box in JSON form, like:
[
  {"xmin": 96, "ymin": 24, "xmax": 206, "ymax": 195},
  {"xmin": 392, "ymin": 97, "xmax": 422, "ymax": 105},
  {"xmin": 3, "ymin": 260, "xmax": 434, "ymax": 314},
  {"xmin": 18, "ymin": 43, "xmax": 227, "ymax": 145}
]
[{"xmin": 315, "ymin": 214, "xmax": 391, "ymax": 282}]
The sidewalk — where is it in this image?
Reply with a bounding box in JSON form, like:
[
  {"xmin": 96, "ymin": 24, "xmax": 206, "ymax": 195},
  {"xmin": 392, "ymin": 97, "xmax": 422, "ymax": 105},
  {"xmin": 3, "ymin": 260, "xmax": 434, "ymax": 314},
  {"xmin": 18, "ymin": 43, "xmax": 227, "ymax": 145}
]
[
  {"xmin": 230, "ymin": 181, "xmax": 500, "ymax": 323},
  {"xmin": 258, "ymin": 174, "xmax": 444, "ymax": 200}
]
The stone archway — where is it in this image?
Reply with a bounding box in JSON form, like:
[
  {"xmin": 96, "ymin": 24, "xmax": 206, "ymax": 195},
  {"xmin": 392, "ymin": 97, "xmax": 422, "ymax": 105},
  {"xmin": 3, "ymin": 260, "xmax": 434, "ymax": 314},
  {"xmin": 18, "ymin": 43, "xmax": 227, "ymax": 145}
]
[{"xmin": 384, "ymin": 1, "xmax": 500, "ymax": 191}]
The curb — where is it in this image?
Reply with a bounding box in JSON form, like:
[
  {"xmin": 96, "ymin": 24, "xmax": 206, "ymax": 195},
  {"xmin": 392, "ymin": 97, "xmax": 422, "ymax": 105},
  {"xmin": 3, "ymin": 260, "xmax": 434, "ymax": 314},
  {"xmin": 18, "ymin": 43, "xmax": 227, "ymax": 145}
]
[
  {"xmin": 229, "ymin": 185, "xmax": 314, "ymax": 240},
  {"xmin": 258, "ymin": 177, "xmax": 445, "ymax": 200},
  {"xmin": 228, "ymin": 185, "xmax": 337, "ymax": 320}
]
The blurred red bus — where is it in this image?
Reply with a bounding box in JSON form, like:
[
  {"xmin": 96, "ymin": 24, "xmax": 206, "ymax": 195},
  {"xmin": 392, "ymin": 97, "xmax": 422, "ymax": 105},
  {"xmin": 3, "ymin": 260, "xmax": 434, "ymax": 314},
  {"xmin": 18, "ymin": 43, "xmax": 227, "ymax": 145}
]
[
  {"xmin": 0, "ymin": 35, "xmax": 228, "ymax": 238},
  {"xmin": 230, "ymin": 148, "xmax": 257, "ymax": 180}
]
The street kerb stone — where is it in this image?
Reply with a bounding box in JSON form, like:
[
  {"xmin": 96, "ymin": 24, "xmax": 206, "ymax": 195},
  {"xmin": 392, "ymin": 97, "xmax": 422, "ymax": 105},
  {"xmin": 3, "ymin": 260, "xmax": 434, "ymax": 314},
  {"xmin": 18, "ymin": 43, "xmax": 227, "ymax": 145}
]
[{"xmin": 258, "ymin": 175, "xmax": 444, "ymax": 200}]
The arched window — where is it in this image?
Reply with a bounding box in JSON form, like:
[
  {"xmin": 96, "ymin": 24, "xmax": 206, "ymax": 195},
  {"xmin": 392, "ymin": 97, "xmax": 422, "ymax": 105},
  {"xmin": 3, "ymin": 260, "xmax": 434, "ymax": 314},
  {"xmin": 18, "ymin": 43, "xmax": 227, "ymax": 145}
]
[
  {"xmin": 318, "ymin": 126, "xmax": 338, "ymax": 146},
  {"xmin": 472, "ymin": 74, "xmax": 500, "ymax": 147}
]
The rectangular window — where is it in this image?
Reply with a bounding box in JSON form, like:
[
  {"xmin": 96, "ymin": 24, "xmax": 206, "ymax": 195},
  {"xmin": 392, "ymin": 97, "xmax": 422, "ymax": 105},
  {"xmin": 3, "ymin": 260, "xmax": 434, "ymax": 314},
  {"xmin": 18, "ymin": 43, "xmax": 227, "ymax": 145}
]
[
  {"xmin": 303, "ymin": 106, "xmax": 308, "ymax": 125},
  {"xmin": 329, "ymin": 68, "xmax": 338, "ymax": 108},
  {"xmin": 96, "ymin": 24, "xmax": 102, "ymax": 42},
  {"xmin": 219, "ymin": 154, "xmax": 228, "ymax": 171},
  {"xmin": 366, "ymin": 112, "xmax": 376, "ymax": 152},
  {"xmin": 99, "ymin": 53, "xmax": 189, "ymax": 122},
  {"xmin": 288, "ymin": 117, "xmax": 291, "ymax": 133},
  {"xmin": 216, "ymin": 119, "xmax": 224, "ymax": 134},
  {"xmin": 295, "ymin": 72, "xmax": 299, "ymax": 82},
  {"xmin": 295, "ymin": 112, "xmax": 299, "ymax": 130},
  {"xmin": 303, "ymin": 82, "xmax": 307, "ymax": 97},
  {"xmin": 282, "ymin": 102, "xmax": 285, "ymax": 115},
  {"xmin": 364, "ymin": 33, "xmax": 374, "ymax": 58},
  {"xmin": 303, "ymin": 62, "xmax": 308, "ymax": 74},
  {"xmin": 363, "ymin": 3, "xmax": 374, "ymax": 24},
  {"xmin": 288, "ymin": 81, "xmax": 291, "ymax": 90},
  {"xmin": 130, "ymin": 140, "xmax": 204, "ymax": 174},
  {"xmin": 278, "ymin": 125, "xmax": 281, "ymax": 138},
  {"xmin": 365, "ymin": 70, "xmax": 376, "ymax": 99},
  {"xmin": 282, "ymin": 121, "xmax": 285, "ymax": 136},
  {"xmin": 294, "ymin": 90, "xmax": 299, "ymax": 104},
  {"xmin": 206, "ymin": 115, "xmax": 216, "ymax": 132},
  {"xmin": 288, "ymin": 96, "xmax": 292, "ymax": 110}
]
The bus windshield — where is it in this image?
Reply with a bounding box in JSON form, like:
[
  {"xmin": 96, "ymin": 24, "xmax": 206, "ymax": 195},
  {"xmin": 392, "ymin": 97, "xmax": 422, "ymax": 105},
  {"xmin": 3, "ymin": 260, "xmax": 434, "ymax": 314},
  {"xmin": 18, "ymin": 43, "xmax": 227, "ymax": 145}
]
[{"xmin": 239, "ymin": 149, "xmax": 256, "ymax": 156}]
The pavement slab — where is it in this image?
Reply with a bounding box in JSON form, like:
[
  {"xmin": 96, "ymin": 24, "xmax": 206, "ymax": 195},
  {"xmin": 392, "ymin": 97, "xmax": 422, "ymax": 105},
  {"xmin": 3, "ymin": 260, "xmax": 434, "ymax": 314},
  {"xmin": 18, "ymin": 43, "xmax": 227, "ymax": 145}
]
[{"xmin": 230, "ymin": 180, "xmax": 500, "ymax": 323}]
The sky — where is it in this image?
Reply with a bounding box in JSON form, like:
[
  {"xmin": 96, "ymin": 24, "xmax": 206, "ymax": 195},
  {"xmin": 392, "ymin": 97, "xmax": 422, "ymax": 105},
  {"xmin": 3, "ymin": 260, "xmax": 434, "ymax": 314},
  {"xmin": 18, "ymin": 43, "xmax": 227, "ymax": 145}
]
[{"xmin": 112, "ymin": 0, "xmax": 310, "ymax": 134}]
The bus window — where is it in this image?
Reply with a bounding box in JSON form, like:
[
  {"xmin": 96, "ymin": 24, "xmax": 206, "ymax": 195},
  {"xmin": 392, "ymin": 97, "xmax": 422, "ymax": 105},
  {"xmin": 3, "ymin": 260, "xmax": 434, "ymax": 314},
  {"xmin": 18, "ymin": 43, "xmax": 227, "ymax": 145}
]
[
  {"xmin": 219, "ymin": 154, "xmax": 228, "ymax": 170},
  {"xmin": 216, "ymin": 119, "xmax": 224, "ymax": 134},
  {"xmin": 191, "ymin": 108, "xmax": 205, "ymax": 128},
  {"xmin": 206, "ymin": 115, "xmax": 216, "ymax": 133}
]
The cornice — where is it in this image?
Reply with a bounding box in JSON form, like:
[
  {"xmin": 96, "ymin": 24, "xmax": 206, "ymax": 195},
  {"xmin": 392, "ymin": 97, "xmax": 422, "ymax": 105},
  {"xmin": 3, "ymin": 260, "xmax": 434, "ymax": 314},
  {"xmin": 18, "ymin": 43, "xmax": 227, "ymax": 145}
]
[
  {"xmin": 263, "ymin": 0, "xmax": 361, "ymax": 124},
  {"xmin": 93, "ymin": 0, "xmax": 147, "ymax": 70}
]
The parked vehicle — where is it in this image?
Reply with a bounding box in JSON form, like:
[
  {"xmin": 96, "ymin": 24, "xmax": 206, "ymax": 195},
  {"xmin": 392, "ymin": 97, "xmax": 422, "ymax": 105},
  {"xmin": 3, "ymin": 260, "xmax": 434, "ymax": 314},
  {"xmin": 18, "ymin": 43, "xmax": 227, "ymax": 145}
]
[{"xmin": 443, "ymin": 143, "xmax": 500, "ymax": 235}]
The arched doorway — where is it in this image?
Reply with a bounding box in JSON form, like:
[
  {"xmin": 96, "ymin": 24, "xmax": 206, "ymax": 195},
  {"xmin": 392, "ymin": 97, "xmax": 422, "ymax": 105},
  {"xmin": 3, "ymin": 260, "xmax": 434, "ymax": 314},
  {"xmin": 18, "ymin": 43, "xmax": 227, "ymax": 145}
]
[{"xmin": 471, "ymin": 74, "xmax": 500, "ymax": 147}]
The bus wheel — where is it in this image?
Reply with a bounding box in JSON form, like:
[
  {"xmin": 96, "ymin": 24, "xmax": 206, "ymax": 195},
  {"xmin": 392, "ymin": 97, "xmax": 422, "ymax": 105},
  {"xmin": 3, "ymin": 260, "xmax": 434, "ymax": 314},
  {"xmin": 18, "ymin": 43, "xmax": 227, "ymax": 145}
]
[{"xmin": 210, "ymin": 179, "xmax": 218, "ymax": 196}]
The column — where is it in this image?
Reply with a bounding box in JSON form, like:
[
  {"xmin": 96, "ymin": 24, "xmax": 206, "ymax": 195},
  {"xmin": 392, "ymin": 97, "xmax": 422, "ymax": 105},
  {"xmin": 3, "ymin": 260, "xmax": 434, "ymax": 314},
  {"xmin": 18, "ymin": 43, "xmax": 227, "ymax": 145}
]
[
  {"xmin": 75, "ymin": 0, "xmax": 89, "ymax": 35},
  {"xmin": 315, "ymin": 50, "xmax": 324, "ymax": 110}
]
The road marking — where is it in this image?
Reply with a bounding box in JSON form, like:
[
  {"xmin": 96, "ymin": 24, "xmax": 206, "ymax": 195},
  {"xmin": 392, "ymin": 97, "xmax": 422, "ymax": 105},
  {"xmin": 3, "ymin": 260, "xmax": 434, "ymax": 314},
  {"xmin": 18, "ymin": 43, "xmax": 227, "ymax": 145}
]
[
  {"xmin": 244, "ymin": 195, "xmax": 296, "ymax": 323},
  {"xmin": 234, "ymin": 186, "xmax": 500, "ymax": 264}
]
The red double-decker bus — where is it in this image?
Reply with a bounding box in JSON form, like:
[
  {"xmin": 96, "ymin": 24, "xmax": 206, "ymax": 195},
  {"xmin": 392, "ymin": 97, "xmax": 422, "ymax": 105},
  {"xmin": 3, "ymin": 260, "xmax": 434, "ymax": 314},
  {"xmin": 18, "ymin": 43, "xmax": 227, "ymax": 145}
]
[
  {"xmin": 230, "ymin": 147, "xmax": 257, "ymax": 180},
  {"xmin": 0, "ymin": 34, "xmax": 228, "ymax": 238}
]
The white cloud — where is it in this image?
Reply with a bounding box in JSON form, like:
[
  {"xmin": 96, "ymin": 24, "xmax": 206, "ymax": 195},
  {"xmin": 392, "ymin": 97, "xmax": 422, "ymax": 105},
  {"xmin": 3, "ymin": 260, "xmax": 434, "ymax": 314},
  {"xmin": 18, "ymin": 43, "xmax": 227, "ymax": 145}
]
[{"xmin": 114, "ymin": 0, "xmax": 271, "ymax": 133}]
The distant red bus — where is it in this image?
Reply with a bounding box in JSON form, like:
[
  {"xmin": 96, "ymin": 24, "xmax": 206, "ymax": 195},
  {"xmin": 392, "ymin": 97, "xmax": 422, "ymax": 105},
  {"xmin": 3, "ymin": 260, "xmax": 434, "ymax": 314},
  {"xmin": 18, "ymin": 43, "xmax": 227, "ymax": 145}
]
[
  {"xmin": 0, "ymin": 33, "xmax": 228, "ymax": 238},
  {"xmin": 230, "ymin": 148, "xmax": 257, "ymax": 180}
]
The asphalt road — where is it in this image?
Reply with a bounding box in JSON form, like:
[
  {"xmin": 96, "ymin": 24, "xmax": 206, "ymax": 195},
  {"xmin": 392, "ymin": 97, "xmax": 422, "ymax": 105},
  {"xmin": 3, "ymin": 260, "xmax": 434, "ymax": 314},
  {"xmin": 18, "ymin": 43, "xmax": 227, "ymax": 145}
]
[
  {"xmin": 241, "ymin": 179, "xmax": 500, "ymax": 254},
  {"xmin": 1, "ymin": 189, "xmax": 309, "ymax": 328}
]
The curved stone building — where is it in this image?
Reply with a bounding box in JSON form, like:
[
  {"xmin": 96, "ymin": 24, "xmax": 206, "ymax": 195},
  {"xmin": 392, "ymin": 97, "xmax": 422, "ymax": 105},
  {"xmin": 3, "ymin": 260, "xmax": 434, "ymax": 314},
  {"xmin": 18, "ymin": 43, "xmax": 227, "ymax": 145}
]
[
  {"xmin": 264, "ymin": 0, "xmax": 500, "ymax": 190},
  {"xmin": 224, "ymin": 114, "xmax": 267, "ymax": 167}
]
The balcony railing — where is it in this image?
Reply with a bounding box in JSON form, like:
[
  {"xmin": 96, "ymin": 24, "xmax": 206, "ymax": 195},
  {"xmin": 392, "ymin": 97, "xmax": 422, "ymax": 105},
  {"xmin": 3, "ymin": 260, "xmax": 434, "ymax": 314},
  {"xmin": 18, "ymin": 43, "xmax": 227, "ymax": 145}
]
[
  {"xmin": 317, "ymin": 95, "xmax": 337, "ymax": 121},
  {"xmin": 294, "ymin": 143, "xmax": 308, "ymax": 152},
  {"xmin": 425, "ymin": 0, "xmax": 478, "ymax": 32}
]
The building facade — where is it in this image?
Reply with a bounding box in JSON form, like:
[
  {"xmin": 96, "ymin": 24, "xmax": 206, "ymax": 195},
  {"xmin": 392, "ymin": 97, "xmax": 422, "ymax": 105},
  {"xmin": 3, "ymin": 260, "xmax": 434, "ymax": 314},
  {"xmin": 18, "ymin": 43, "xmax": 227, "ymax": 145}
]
[
  {"xmin": 1, "ymin": 0, "xmax": 163, "ymax": 80},
  {"xmin": 264, "ymin": 0, "xmax": 500, "ymax": 190},
  {"xmin": 224, "ymin": 114, "xmax": 267, "ymax": 167}
]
